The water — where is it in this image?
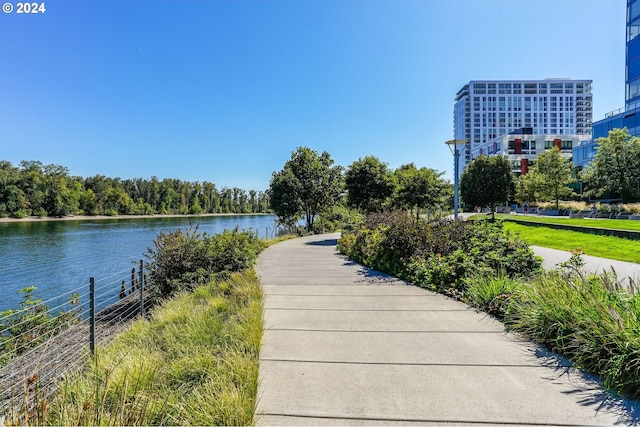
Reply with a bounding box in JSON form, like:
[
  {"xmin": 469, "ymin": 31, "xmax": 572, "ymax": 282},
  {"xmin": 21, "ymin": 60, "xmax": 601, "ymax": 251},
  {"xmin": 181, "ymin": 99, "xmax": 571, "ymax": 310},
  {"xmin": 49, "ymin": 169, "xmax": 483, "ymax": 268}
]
[{"xmin": 0, "ymin": 214, "xmax": 278, "ymax": 312}]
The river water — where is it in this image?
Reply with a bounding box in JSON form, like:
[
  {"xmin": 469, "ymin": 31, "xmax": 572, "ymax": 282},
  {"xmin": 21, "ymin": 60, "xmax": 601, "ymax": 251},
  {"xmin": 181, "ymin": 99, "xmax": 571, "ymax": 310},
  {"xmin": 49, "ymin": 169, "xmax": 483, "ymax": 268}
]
[{"xmin": 0, "ymin": 214, "xmax": 278, "ymax": 312}]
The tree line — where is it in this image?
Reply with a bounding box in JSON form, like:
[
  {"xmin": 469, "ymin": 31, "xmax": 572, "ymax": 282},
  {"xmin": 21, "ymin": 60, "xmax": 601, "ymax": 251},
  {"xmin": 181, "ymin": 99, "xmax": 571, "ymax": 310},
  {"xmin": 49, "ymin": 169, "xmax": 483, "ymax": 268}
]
[
  {"xmin": 268, "ymin": 147, "xmax": 452, "ymax": 231},
  {"xmin": 269, "ymin": 127, "xmax": 640, "ymax": 230},
  {"xmin": 0, "ymin": 160, "xmax": 270, "ymax": 218}
]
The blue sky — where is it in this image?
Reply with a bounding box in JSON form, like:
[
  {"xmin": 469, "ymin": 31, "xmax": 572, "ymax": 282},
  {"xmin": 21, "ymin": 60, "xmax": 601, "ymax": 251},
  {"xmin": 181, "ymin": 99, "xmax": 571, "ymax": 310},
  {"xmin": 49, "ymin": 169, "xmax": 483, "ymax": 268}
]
[{"xmin": 0, "ymin": 0, "xmax": 625, "ymax": 190}]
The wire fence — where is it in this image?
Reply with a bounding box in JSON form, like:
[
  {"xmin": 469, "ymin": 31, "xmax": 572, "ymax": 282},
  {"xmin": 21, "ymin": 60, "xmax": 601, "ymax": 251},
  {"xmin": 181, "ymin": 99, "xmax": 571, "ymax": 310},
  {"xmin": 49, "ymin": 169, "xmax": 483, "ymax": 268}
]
[
  {"xmin": 0, "ymin": 260, "xmax": 153, "ymax": 421},
  {"xmin": 0, "ymin": 224, "xmax": 294, "ymax": 421}
]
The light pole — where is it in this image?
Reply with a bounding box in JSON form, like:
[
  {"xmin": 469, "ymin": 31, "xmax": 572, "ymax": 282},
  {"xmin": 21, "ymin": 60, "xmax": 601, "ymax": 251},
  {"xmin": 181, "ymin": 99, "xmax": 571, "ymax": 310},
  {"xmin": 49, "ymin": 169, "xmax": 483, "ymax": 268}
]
[{"xmin": 445, "ymin": 139, "xmax": 468, "ymax": 220}]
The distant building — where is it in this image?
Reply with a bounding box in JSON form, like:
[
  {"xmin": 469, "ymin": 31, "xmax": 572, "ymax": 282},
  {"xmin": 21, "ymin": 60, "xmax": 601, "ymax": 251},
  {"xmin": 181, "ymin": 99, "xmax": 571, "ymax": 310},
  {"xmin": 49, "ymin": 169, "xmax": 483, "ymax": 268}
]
[
  {"xmin": 454, "ymin": 79, "xmax": 593, "ymax": 176},
  {"xmin": 580, "ymin": 0, "xmax": 640, "ymax": 167},
  {"xmin": 470, "ymin": 128, "xmax": 590, "ymax": 176}
]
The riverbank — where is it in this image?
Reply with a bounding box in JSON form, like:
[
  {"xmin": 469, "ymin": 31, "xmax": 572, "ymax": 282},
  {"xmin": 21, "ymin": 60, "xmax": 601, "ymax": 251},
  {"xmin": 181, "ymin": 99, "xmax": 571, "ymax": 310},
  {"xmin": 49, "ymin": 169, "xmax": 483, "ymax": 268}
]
[{"xmin": 0, "ymin": 212, "xmax": 271, "ymax": 224}]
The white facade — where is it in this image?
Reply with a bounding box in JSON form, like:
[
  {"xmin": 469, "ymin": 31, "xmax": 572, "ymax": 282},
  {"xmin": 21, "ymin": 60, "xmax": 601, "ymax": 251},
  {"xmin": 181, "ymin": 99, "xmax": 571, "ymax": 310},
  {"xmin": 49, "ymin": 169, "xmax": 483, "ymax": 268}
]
[
  {"xmin": 470, "ymin": 132, "xmax": 591, "ymax": 176},
  {"xmin": 453, "ymin": 79, "xmax": 593, "ymax": 176}
]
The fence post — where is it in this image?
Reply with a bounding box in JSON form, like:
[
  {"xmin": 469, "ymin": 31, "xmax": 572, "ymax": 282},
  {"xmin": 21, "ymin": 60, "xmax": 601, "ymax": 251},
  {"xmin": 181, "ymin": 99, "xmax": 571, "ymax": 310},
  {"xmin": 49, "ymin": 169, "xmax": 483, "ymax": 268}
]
[
  {"xmin": 89, "ymin": 276, "xmax": 95, "ymax": 354},
  {"xmin": 139, "ymin": 260, "xmax": 145, "ymax": 316}
]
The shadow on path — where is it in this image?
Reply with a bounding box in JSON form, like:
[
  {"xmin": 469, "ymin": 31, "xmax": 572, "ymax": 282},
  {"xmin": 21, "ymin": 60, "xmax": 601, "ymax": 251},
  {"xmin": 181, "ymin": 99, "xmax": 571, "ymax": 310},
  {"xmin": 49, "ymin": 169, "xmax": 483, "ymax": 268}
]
[{"xmin": 305, "ymin": 238, "xmax": 338, "ymax": 247}]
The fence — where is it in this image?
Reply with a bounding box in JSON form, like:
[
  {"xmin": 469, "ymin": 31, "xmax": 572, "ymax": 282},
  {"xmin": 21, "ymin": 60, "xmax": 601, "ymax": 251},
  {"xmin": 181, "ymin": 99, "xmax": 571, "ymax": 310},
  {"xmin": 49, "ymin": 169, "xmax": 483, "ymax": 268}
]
[{"xmin": 0, "ymin": 260, "xmax": 152, "ymax": 421}]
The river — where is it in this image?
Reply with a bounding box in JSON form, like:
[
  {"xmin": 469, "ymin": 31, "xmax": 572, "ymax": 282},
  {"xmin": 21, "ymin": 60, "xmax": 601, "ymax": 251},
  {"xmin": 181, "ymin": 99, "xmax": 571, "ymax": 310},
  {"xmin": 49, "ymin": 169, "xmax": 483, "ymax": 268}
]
[{"xmin": 0, "ymin": 214, "xmax": 278, "ymax": 312}]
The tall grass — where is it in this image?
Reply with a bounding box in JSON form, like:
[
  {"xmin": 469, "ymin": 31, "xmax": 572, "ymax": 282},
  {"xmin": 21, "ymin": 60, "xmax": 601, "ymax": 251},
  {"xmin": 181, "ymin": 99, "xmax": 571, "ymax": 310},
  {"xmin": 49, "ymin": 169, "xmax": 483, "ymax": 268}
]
[
  {"xmin": 504, "ymin": 268, "xmax": 640, "ymax": 398},
  {"xmin": 536, "ymin": 201, "xmax": 589, "ymax": 212},
  {"xmin": 21, "ymin": 270, "xmax": 263, "ymax": 426},
  {"xmin": 464, "ymin": 273, "xmax": 521, "ymax": 319}
]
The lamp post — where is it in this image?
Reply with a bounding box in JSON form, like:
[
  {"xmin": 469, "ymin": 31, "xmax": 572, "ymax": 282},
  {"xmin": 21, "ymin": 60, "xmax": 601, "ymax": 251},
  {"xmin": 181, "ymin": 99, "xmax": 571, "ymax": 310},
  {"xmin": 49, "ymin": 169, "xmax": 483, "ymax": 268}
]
[{"xmin": 445, "ymin": 139, "xmax": 468, "ymax": 220}]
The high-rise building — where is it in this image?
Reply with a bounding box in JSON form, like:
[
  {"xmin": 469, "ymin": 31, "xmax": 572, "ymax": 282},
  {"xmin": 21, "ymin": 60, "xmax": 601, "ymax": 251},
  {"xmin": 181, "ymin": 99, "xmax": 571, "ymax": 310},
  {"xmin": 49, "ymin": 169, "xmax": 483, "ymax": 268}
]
[
  {"xmin": 579, "ymin": 0, "xmax": 640, "ymax": 168},
  {"xmin": 453, "ymin": 79, "xmax": 592, "ymax": 176},
  {"xmin": 470, "ymin": 128, "xmax": 590, "ymax": 176}
]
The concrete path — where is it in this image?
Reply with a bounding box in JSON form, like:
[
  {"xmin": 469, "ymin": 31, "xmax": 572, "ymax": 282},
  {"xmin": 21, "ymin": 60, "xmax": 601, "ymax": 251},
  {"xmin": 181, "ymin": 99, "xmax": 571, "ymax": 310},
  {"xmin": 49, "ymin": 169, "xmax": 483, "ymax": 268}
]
[
  {"xmin": 532, "ymin": 245, "xmax": 640, "ymax": 286},
  {"xmin": 255, "ymin": 233, "xmax": 639, "ymax": 426}
]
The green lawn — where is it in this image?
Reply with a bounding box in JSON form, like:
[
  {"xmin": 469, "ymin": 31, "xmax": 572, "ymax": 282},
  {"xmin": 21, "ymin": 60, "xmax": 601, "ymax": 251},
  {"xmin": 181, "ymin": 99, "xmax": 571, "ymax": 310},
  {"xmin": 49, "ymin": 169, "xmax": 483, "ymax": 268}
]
[
  {"xmin": 494, "ymin": 214, "xmax": 640, "ymax": 231},
  {"xmin": 503, "ymin": 222, "xmax": 640, "ymax": 264}
]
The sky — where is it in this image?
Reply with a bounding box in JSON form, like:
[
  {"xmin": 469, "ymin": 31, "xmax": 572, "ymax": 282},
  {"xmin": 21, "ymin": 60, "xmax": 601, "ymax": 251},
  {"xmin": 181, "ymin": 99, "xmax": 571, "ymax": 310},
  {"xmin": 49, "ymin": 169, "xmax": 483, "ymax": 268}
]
[{"xmin": 0, "ymin": 0, "xmax": 626, "ymax": 190}]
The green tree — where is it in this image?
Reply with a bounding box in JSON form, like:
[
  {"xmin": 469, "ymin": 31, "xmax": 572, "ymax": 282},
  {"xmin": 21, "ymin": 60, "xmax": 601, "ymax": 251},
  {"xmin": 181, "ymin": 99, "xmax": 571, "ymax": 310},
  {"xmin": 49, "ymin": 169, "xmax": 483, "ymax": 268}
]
[
  {"xmin": 0, "ymin": 161, "xmax": 27, "ymax": 217},
  {"xmin": 43, "ymin": 164, "xmax": 74, "ymax": 217},
  {"xmin": 19, "ymin": 161, "xmax": 46, "ymax": 216},
  {"xmin": 583, "ymin": 127, "xmax": 640, "ymax": 202},
  {"xmin": 534, "ymin": 146, "xmax": 576, "ymax": 210},
  {"xmin": 516, "ymin": 169, "xmax": 545, "ymax": 204},
  {"xmin": 269, "ymin": 147, "xmax": 343, "ymax": 231},
  {"xmin": 345, "ymin": 156, "xmax": 394, "ymax": 212},
  {"xmin": 391, "ymin": 163, "xmax": 450, "ymax": 220},
  {"xmin": 460, "ymin": 155, "xmax": 515, "ymax": 210}
]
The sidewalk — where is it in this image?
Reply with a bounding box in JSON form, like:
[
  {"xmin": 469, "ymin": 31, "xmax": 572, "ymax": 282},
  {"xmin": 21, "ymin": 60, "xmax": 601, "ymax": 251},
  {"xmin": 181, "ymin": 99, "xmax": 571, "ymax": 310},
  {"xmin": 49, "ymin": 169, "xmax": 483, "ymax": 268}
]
[
  {"xmin": 532, "ymin": 245, "xmax": 640, "ymax": 285},
  {"xmin": 254, "ymin": 233, "xmax": 639, "ymax": 426}
]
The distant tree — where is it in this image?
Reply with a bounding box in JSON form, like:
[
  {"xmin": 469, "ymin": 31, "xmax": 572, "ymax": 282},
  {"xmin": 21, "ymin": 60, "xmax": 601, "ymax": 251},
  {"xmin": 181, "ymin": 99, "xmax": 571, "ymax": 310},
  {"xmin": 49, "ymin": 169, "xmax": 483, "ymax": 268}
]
[
  {"xmin": 345, "ymin": 156, "xmax": 394, "ymax": 212},
  {"xmin": 391, "ymin": 163, "xmax": 450, "ymax": 220},
  {"xmin": 43, "ymin": 164, "xmax": 74, "ymax": 217},
  {"xmin": 460, "ymin": 155, "xmax": 515, "ymax": 210},
  {"xmin": 268, "ymin": 147, "xmax": 343, "ymax": 231},
  {"xmin": 534, "ymin": 146, "xmax": 576, "ymax": 210},
  {"xmin": 583, "ymin": 127, "xmax": 640, "ymax": 202},
  {"xmin": 0, "ymin": 159, "xmax": 271, "ymax": 218},
  {"xmin": 0, "ymin": 161, "xmax": 26, "ymax": 217}
]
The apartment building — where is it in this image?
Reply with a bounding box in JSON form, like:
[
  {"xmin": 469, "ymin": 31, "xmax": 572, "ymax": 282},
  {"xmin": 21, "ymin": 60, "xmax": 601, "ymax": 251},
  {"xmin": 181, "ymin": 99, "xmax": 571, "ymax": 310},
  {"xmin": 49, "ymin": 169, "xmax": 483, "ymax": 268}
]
[
  {"xmin": 453, "ymin": 79, "xmax": 593, "ymax": 176},
  {"xmin": 470, "ymin": 128, "xmax": 590, "ymax": 176}
]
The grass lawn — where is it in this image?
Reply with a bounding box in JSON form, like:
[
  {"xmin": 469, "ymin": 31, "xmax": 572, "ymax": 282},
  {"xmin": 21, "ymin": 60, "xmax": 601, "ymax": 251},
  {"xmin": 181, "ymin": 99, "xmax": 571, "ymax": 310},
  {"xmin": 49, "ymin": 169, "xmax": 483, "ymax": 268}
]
[
  {"xmin": 503, "ymin": 222, "xmax": 640, "ymax": 264},
  {"xmin": 494, "ymin": 214, "xmax": 640, "ymax": 231}
]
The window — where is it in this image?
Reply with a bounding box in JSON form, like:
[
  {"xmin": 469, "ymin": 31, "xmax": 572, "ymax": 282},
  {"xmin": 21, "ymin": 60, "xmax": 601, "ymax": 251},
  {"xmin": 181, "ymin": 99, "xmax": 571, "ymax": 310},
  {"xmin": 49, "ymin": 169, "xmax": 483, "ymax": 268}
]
[
  {"xmin": 539, "ymin": 83, "xmax": 547, "ymax": 94},
  {"xmin": 630, "ymin": 0, "xmax": 640, "ymax": 24},
  {"xmin": 629, "ymin": 24, "xmax": 640, "ymax": 42},
  {"xmin": 627, "ymin": 79, "xmax": 640, "ymax": 100},
  {"xmin": 550, "ymin": 82, "xmax": 563, "ymax": 94}
]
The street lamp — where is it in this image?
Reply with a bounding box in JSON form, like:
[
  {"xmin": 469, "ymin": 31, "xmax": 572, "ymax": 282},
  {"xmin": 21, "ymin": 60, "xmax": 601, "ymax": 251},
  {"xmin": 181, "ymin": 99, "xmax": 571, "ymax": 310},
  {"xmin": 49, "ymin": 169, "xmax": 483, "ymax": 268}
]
[{"xmin": 445, "ymin": 139, "xmax": 468, "ymax": 220}]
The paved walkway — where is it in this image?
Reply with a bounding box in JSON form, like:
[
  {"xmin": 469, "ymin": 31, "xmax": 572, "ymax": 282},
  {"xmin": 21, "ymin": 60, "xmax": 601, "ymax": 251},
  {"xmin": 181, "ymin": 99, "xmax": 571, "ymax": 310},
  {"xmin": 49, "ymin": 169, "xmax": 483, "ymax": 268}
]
[
  {"xmin": 532, "ymin": 246, "xmax": 640, "ymax": 286},
  {"xmin": 255, "ymin": 233, "xmax": 639, "ymax": 426}
]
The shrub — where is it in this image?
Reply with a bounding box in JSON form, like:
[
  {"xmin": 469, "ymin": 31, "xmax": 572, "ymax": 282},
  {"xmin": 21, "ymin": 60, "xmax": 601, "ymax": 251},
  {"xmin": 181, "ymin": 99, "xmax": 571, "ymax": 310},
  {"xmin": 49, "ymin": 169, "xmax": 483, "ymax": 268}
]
[
  {"xmin": 465, "ymin": 273, "xmax": 521, "ymax": 319},
  {"xmin": 315, "ymin": 205, "xmax": 365, "ymax": 233},
  {"xmin": 145, "ymin": 226, "xmax": 263, "ymax": 300},
  {"xmin": 0, "ymin": 287, "xmax": 80, "ymax": 367},
  {"xmin": 624, "ymin": 203, "xmax": 640, "ymax": 214},
  {"xmin": 338, "ymin": 212, "xmax": 541, "ymax": 298}
]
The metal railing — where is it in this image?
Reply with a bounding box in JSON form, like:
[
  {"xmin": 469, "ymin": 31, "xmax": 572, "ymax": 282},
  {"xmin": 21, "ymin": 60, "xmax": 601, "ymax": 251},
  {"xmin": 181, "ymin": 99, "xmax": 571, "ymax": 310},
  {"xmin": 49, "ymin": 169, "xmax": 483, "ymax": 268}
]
[{"xmin": 0, "ymin": 261, "xmax": 152, "ymax": 420}]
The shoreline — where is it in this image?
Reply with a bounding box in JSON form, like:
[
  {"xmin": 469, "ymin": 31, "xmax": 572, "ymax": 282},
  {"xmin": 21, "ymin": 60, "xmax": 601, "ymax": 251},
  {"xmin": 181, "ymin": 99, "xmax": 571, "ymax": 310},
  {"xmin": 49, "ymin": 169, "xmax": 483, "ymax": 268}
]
[{"xmin": 0, "ymin": 212, "xmax": 273, "ymax": 224}]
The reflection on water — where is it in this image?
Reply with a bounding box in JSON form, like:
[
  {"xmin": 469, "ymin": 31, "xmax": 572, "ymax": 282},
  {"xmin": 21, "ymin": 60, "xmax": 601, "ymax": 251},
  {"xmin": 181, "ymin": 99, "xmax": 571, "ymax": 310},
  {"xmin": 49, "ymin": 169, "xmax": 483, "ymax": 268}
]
[{"xmin": 0, "ymin": 215, "xmax": 277, "ymax": 311}]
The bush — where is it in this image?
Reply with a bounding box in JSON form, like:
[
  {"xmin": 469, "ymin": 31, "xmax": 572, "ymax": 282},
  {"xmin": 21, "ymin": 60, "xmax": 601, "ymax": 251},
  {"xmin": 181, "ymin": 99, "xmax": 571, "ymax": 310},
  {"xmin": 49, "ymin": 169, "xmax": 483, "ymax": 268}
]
[
  {"xmin": 338, "ymin": 212, "xmax": 541, "ymax": 297},
  {"xmin": 315, "ymin": 205, "xmax": 365, "ymax": 234},
  {"xmin": 465, "ymin": 273, "xmax": 521, "ymax": 319},
  {"xmin": 145, "ymin": 226, "xmax": 263, "ymax": 300},
  {"xmin": 0, "ymin": 287, "xmax": 80, "ymax": 367}
]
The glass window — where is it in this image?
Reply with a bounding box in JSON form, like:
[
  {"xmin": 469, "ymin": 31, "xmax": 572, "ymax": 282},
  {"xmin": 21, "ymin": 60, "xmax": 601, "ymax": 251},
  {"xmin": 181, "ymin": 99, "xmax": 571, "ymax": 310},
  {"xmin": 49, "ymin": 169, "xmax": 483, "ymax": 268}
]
[
  {"xmin": 631, "ymin": 0, "xmax": 640, "ymax": 23},
  {"xmin": 629, "ymin": 24, "xmax": 640, "ymax": 42},
  {"xmin": 627, "ymin": 79, "xmax": 640, "ymax": 100},
  {"xmin": 624, "ymin": 113, "xmax": 637, "ymax": 129}
]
